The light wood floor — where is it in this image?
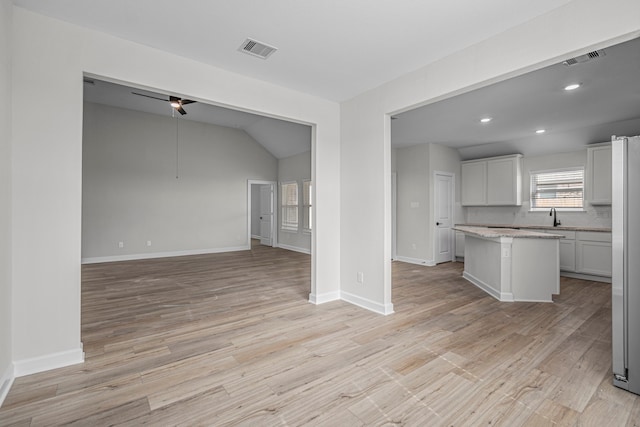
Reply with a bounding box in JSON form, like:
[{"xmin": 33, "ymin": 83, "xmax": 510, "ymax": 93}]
[{"xmin": 1, "ymin": 242, "xmax": 639, "ymax": 426}]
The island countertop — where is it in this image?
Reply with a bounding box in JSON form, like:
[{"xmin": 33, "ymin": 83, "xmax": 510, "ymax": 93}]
[
  {"xmin": 453, "ymin": 225, "xmax": 564, "ymax": 239},
  {"xmin": 459, "ymin": 223, "xmax": 611, "ymax": 233}
]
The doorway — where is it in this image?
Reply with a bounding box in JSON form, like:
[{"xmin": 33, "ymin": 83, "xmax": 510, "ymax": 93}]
[
  {"xmin": 434, "ymin": 171, "xmax": 455, "ymax": 264},
  {"xmin": 248, "ymin": 180, "xmax": 277, "ymax": 247}
]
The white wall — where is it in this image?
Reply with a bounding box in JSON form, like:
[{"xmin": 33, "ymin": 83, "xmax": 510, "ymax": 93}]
[
  {"xmin": 0, "ymin": 0, "xmax": 13, "ymax": 403},
  {"xmin": 11, "ymin": 7, "xmax": 340, "ymax": 371},
  {"xmin": 396, "ymin": 144, "xmax": 429, "ymax": 263},
  {"xmin": 278, "ymin": 151, "xmax": 312, "ymax": 253},
  {"xmin": 465, "ymin": 149, "xmax": 612, "ymax": 228},
  {"xmin": 82, "ymin": 102, "xmax": 277, "ymax": 261},
  {"xmin": 395, "ymin": 143, "xmax": 460, "ymax": 265},
  {"xmin": 340, "ymin": 0, "xmax": 640, "ymax": 314}
]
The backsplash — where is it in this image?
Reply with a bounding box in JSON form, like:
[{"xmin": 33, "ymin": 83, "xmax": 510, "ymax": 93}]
[{"xmin": 464, "ymin": 201, "xmax": 612, "ymax": 228}]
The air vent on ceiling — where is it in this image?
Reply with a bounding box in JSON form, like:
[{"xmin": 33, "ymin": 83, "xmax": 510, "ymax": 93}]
[
  {"xmin": 562, "ymin": 49, "xmax": 606, "ymax": 66},
  {"xmin": 238, "ymin": 38, "xmax": 278, "ymax": 60}
]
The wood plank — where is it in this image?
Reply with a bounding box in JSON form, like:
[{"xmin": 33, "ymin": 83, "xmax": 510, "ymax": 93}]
[{"xmin": 0, "ymin": 245, "xmax": 637, "ymax": 425}]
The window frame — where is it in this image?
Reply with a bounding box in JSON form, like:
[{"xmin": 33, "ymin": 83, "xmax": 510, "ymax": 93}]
[
  {"xmin": 529, "ymin": 167, "xmax": 585, "ymax": 212},
  {"xmin": 280, "ymin": 181, "xmax": 299, "ymax": 231},
  {"xmin": 303, "ymin": 179, "xmax": 312, "ymax": 233}
]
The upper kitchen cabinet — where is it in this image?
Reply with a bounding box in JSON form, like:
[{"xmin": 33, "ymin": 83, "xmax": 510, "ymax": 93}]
[
  {"xmin": 586, "ymin": 143, "xmax": 612, "ymax": 205},
  {"xmin": 461, "ymin": 154, "xmax": 522, "ymax": 206}
]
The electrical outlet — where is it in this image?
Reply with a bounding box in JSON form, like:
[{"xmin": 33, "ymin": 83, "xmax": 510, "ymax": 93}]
[
  {"xmin": 118, "ymin": 241, "xmax": 124, "ymax": 248},
  {"xmin": 146, "ymin": 240, "xmax": 152, "ymax": 247},
  {"xmin": 357, "ymin": 272, "xmax": 364, "ymax": 284}
]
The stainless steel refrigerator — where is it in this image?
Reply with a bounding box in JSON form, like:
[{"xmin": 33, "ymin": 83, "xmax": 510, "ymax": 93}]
[{"xmin": 612, "ymin": 135, "xmax": 640, "ymax": 395}]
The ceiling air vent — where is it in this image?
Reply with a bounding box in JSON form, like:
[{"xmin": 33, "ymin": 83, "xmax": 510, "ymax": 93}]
[
  {"xmin": 563, "ymin": 49, "xmax": 606, "ymax": 66},
  {"xmin": 238, "ymin": 38, "xmax": 278, "ymax": 60}
]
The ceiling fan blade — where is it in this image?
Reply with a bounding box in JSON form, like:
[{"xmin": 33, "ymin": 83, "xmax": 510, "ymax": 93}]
[
  {"xmin": 132, "ymin": 92, "xmax": 168, "ymax": 101},
  {"xmin": 177, "ymin": 106, "xmax": 187, "ymax": 115},
  {"xmin": 169, "ymin": 95, "xmax": 180, "ymax": 103},
  {"xmin": 180, "ymin": 99, "xmax": 196, "ymax": 105}
]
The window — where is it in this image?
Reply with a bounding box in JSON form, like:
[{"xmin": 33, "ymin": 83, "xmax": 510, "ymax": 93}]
[
  {"xmin": 530, "ymin": 168, "xmax": 584, "ymax": 211},
  {"xmin": 281, "ymin": 182, "xmax": 298, "ymax": 231},
  {"xmin": 303, "ymin": 180, "xmax": 312, "ymax": 232}
]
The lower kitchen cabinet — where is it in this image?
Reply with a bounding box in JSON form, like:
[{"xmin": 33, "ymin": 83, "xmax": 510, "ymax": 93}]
[
  {"xmin": 575, "ymin": 231, "xmax": 612, "ymax": 277},
  {"xmin": 559, "ymin": 240, "xmax": 576, "ymax": 272}
]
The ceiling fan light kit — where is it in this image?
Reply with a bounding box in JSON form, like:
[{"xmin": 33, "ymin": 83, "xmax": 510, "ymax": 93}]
[{"xmin": 132, "ymin": 91, "xmax": 197, "ymax": 115}]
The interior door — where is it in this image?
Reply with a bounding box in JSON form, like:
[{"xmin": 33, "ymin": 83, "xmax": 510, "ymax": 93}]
[
  {"xmin": 434, "ymin": 172, "xmax": 454, "ymax": 264},
  {"xmin": 259, "ymin": 184, "xmax": 274, "ymax": 246}
]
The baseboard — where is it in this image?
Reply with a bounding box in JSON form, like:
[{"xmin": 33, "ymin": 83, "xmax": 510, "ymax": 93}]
[
  {"xmin": 394, "ymin": 256, "xmax": 435, "ymax": 267},
  {"xmin": 309, "ymin": 291, "xmax": 341, "ymax": 304},
  {"xmin": 341, "ymin": 291, "xmax": 394, "ymax": 315},
  {"xmin": 0, "ymin": 363, "xmax": 15, "ymax": 408},
  {"xmin": 462, "ymin": 271, "xmax": 514, "ymax": 302},
  {"xmin": 277, "ymin": 244, "xmax": 311, "ymax": 255},
  {"xmin": 251, "ymin": 234, "xmax": 261, "ymax": 240},
  {"xmin": 13, "ymin": 348, "xmax": 85, "ymax": 377},
  {"xmin": 561, "ymin": 271, "xmax": 612, "ymax": 283},
  {"xmin": 81, "ymin": 245, "xmax": 250, "ymax": 264}
]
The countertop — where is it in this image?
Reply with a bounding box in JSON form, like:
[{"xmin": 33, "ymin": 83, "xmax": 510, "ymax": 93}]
[
  {"xmin": 453, "ymin": 225, "xmax": 564, "ymax": 239},
  {"xmin": 459, "ymin": 223, "xmax": 611, "ymax": 233}
]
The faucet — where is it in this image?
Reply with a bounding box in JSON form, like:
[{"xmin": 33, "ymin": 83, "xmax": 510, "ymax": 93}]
[{"xmin": 550, "ymin": 208, "xmax": 561, "ymax": 227}]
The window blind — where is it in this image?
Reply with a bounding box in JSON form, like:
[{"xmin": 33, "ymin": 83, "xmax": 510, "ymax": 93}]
[
  {"xmin": 530, "ymin": 169, "xmax": 584, "ymax": 209},
  {"xmin": 281, "ymin": 182, "xmax": 299, "ymax": 230}
]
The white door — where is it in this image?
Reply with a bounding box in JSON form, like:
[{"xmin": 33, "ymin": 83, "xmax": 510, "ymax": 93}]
[
  {"xmin": 259, "ymin": 184, "xmax": 274, "ymax": 246},
  {"xmin": 434, "ymin": 172, "xmax": 454, "ymax": 264},
  {"xmin": 391, "ymin": 172, "xmax": 397, "ymax": 261}
]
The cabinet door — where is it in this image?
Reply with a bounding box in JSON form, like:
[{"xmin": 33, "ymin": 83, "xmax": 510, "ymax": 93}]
[
  {"xmin": 487, "ymin": 157, "xmax": 520, "ymax": 205},
  {"xmin": 587, "ymin": 145, "xmax": 612, "ymax": 205},
  {"xmin": 461, "ymin": 162, "xmax": 486, "ymax": 206},
  {"xmin": 559, "ymin": 240, "xmax": 576, "ymax": 272},
  {"xmin": 576, "ymin": 240, "xmax": 612, "ymax": 276}
]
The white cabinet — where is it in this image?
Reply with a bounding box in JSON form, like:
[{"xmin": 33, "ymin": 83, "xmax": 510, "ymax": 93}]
[
  {"xmin": 586, "ymin": 143, "xmax": 612, "ymax": 205},
  {"xmin": 576, "ymin": 231, "xmax": 612, "ymax": 277},
  {"xmin": 461, "ymin": 161, "xmax": 486, "ymax": 206},
  {"xmin": 461, "ymin": 154, "xmax": 522, "ymax": 206}
]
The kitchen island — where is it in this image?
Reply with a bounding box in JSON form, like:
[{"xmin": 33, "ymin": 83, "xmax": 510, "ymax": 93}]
[{"xmin": 453, "ymin": 225, "xmax": 564, "ymax": 302}]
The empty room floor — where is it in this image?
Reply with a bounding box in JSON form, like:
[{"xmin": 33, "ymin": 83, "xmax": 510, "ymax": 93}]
[{"xmin": 1, "ymin": 245, "xmax": 639, "ymax": 426}]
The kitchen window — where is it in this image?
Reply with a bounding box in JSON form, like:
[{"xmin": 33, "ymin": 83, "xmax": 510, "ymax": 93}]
[
  {"xmin": 530, "ymin": 168, "xmax": 584, "ymax": 211},
  {"xmin": 281, "ymin": 181, "xmax": 299, "ymax": 231}
]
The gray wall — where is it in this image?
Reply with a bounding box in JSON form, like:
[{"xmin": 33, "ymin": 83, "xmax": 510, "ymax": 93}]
[
  {"xmin": 82, "ymin": 102, "xmax": 278, "ymax": 261},
  {"xmin": 0, "ymin": 0, "xmax": 12, "ymax": 396},
  {"xmin": 251, "ymin": 184, "xmax": 261, "ymax": 238},
  {"xmin": 278, "ymin": 151, "xmax": 311, "ymax": 253}
]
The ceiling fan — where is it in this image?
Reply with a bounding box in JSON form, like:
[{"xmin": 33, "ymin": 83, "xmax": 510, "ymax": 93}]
[{"xmin": 132, "ymin": 92, "xmax": 196, "ymax": 115}]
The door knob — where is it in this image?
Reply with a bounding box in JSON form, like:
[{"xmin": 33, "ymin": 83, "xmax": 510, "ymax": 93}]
[{"xmin": 436, "ymin": 222, "xmax": 441, "ymax": 226}]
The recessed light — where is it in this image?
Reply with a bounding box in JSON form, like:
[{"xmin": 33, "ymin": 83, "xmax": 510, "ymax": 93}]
[
  {"xmin": 536, "ymin": 129, "xmax": 546, "ymax": 134},
  {"xmin": 564, "ymin": 83, "xmax": 581, "ymax": 91},
  {"xmin": 480, "ymin": 117, "xmax": 492, "ymax": 123}
]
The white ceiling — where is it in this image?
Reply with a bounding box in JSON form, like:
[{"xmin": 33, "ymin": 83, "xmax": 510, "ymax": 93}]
[
  {"xmin": 83, "ymin": 79, "xmax": 311, "ymax": 159},
  {"xmin": 15, "ymin": 1, "xmax": 639, "ymax": 160},
  {"xmin": 391, "ymin": 36, "xmax": 640, "ymax": 159},
  {"xmin": 14, "ymin": 0, "xmax": 572, "ymax": 102}
]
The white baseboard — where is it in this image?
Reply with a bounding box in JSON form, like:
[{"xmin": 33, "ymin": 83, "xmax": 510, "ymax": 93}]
[
  {"xmin": 0, "ymin": 363, "xmax": 15, "ymax": 408},
  {"xmin": 277, "ymin": 244, "xmax": 311, "ymax": 255},
  {"xmin": 13, "ymin": 348, "xmax": 85, "ymax": 377},
  {"xmin": 81, "ymin": 245, "xmax": 250, "ymax": 264},
  {"xmin": 561, "ymin": 271, "xmax": 612, "ymax": 283},
  {"xmin": 394, "ymin": 256, "xmax": 435, "ymax": 267},
  {"xmin": 341, "ymin": 291, "xmax": 394, "ymax": 315},
  {"xmin": 251, "ymin": 234, "xmax": 261, "ymax": 240},
  {"xmin": 309, "ymin": 291, "xmax": 341, "ymax": 304},
  {"xmin": 462, "ymin": 271, "xmax": 514, "ymax": 302}
]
